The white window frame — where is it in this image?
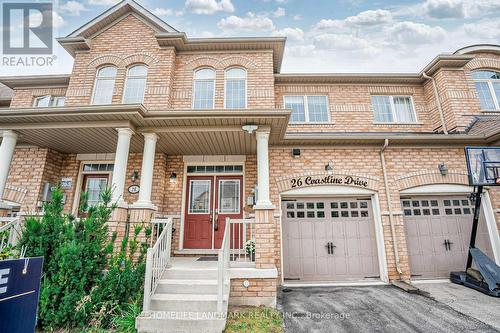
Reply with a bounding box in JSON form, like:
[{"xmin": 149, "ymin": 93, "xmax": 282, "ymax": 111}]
[
  {"xmin": 473, "ymin": 70, "xmax": 500, "ymax": 110},
  {"xmin": 192, "ymin": 68, "xmax": 216, "ymax": 109},
  {"xmin": 122, "ymin": 64, "xmax": 148, "ymax": 104},
  {"xmin": 371, "ymin": 95, "xmax": 418, "ymax": 124},
  {"xmin": 218, "ymin": 179, "xmax": 241, "ymax": 214},
  {"xmin": 224, "ymin": 67, "xmax": 247, "ymax": 109},
  {"xmin": 91, "ymin": 66, "xmax": 117, "ymax": 105},
  {"xmin": 33, "ymin": 95, "xmax": 65, "ymax": 107},
  {"xmin": 283, "ymin": 95, "xmax": 331, "ymax": 123},
  {"xmin": 188, "ymin": 179, "xmax": 212, "ymax": 214}
]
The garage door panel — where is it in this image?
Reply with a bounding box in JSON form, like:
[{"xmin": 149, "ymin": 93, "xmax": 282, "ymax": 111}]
[
  {"xmin": 404, "ymin": 195, "xmax": 494, "ymax": 279},
  {"xmin": 283, "ymin": 197, "xmax": 380, "ymax": 282}
]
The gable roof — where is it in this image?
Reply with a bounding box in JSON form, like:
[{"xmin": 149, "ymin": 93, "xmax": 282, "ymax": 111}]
[
  {"xmin": 67, "ymin": 0, "xmax": 177, "ymax": 38},
  {"xmin": 58, "ymin": 0, "xmax": 177, "ymax": 56}
]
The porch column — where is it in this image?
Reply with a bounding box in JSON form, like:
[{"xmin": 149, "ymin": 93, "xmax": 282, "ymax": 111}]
[
  {"xmin": 111, "ymin": 128, "xmax": 133, "ymax": 207},
  {"xmin": 134, "ymin": 133, "xmax": 157, "ymax": 209},
  {"xmin": 255, "ymin": 129, "xmax": 273, "ymax": 208},
  {"xmin": 0, "ymin": 130, "xmax": 18, "ymax": 201}
]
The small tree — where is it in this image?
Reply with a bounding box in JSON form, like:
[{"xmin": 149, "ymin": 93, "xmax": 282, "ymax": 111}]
[{"xmin": 19, "ymin": 187, "xmax": 150, "ymax": 331}]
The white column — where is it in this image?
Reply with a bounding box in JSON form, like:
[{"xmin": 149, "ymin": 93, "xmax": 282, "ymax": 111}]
[
  {"xmin": 111, "ymin": 128, "xmax": 134, "ymax": 207},
  {"xmin": 134, "ymin": 133, "xmax": 158, "ymax": 209},
  {"xmin": 0, "ymin": 130, "xmax": 18, "ymax": 202},
  {"xmin": 255, "ymin": 130, "xmax": 273, "ymax": 208}
]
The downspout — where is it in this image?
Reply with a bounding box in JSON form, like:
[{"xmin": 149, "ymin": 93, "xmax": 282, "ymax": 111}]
[
  {"xmin": 380, "ymin": 139, "xmax": 403, "ymax": 278},
  {"xmin": 422, "ymin": 72, "xmax": 448, "ymax": 135}
]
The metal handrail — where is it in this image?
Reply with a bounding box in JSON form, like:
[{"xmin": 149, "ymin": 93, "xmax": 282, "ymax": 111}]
[
  {"xmin": 0, "ymin": 217, "xmax": 23, "ymax": 246},
  {"xmin": 217, "ymin": 218, "xmax": 231, "ymax": 313},
  {"xmin": 142, "ymin": 218, "xmax": 173, "ymax": 311},
  {"xmin": 228, "ymin": 218, "xmax": 256, "ymax": 267}
]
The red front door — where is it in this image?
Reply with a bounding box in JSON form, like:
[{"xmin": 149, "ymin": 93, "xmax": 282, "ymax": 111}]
[{"xmin": 183, "ymin": 175, "xmax": 243, "ymax": 249}]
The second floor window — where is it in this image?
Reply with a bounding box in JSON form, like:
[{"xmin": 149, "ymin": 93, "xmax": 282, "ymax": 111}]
[
  {"xmin": 34, "ymin": 95, "xmax": 65, "ymax": 107},
  {"xmin": 371, "ymin": 95, "xmax": 416, "ymax": 123},
  {"xmin": 92, "ymin": 66, "xmax": 117, "ymax": 105},
  {"xmin": 284, "ymin": 95, "xmax": 329, "ymax": 123},
  {"xmin": 225, "ymin": 68, "xmax": 246, "ymax": 108},
  {"xmin": 193, "ymin": 68, "xmax": 215, "ymax": 109},
  {"xmin": 123, "ymin": 65, "xmax": 148, "ymax": 104},
  {"xmin": 472, "ymin": 70, "xmax": 500, "ymax": 110}
]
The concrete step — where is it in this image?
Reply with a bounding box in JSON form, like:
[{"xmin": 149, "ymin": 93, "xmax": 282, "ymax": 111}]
[
  {"xmin": 136, "ymin": 311, "xmax": 226, "ymax": 333},
  {"xmin": 162, "ymin": 268, "xmax": 218, "ymax": 280},
  {"xmin": 150, "ymin": 293, "xmax": 229, "ymax": 312},
  {"xmin": 156, "ymin": 279, "xmax": 228, "ymax": 295}
]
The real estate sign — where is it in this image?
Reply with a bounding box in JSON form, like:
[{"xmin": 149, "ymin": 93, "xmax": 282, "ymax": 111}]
[{"xmin": 0, "ymin": 257, "xmax": 44, "ymax": 333}]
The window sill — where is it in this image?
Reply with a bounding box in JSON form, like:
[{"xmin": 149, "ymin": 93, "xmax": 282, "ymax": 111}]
[{"xmin": 289, "ymin": 122, "xmax": 334, "ymax": 126}]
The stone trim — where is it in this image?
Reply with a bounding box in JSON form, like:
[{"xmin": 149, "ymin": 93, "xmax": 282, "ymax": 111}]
[
  {"xmin": 275, "ymin": 171, "xmax": 380, "ymax": 193},
  {"xmin": 185, "ymin": 55, "xmax": 258, "ymax": 71},
  {"xmin": 3, "ymin": 184, "xmax": 27, "ymax": 205},
  {"xmin": 465, "ymin": 58, "xmax": 500, "ymax": 71},
  {"xmin": 394, "ymin": 170, "xmax": 469, "ymax": 190}
]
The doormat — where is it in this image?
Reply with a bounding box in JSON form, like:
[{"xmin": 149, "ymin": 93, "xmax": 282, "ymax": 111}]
[{"xmin": 197, "ymin": 256, "xmax": 218, "ymax": 261}]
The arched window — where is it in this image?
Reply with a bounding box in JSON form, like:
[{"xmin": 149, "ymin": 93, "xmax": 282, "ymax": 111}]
[
  {"xmin": 123, "ymin": 65, "xmax": 148, "ymax": 104},
  {"xmin": 225, "ymin": 68, "xmax": 247, "ymax": 109},
  {"xmin": 92, "ymin": 66, "xmax": 117, "ymax": 105},
  {"xmin": 472, "ymin": 70, "xmax": 500, "ymax": 110},
  {"xmin": 193, "ymin": 68, "xmax": 215, "ymax": 109}
]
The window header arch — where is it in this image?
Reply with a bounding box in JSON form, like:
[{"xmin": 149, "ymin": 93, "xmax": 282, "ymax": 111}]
[
  {"xmin": 127, "ymin": 64, "xmax": 148, "ymax": 77},
  {"xmin": 96, "ymin": 66, "xmax": 117, "ymax": 78},
  {"xmin": 472, "ymin": 70, "xmax": 500, "ymax": 80},
  {"xmin": 225, "ymin": 67, "xmax": 247, "ymax": 79},
  {"xmin": 194, "ymin": 68, "xmax": 216, "ymax": 80}
]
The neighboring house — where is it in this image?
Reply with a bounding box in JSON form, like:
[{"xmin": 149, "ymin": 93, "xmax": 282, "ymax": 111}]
[{"xmin": 0, "ymin": 0, "xmax": 499, "ymax": 331}]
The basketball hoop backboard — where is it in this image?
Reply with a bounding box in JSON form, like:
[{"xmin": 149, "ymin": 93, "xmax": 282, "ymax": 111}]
[{"xmin": 465, "ymin": 147, "xmax": 500, "ymax": 186}]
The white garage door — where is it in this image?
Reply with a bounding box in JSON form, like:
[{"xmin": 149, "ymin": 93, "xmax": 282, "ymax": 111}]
[
  {"xmin": 282, "ymin": 197, "xmax": 380, "ymax": 282},
  {"xmin": 403, "ymin": 195, "xmax": 494, "ymax": 279}
]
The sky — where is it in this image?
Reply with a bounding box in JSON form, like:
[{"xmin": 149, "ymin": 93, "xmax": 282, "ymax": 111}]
[{"xmin": 1, "ymin": 0, "xmax": 500, "ymax": 76}]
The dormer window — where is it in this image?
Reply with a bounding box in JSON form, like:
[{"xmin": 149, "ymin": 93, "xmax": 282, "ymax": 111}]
[
  {"xmin": 472, "ymin": 70, "xmax": 500, "ymax": 110},
  {"xmin": 193, "ymin": 68, "xmax": 215, "ymax": 109},
  {"xmin": 33, "ymin": 95, "xmax": 65, "ymax": 107},
  {"xmin": 225, "ymin": 68, "xmax": 247, "ymax": 109},
  {"xmin": 92, "ymin": 66, "xmax": 117, "ymax": 105},
  {"xmin": 123, "ymin": 65, "xmax": 148, "ymax": 104}
]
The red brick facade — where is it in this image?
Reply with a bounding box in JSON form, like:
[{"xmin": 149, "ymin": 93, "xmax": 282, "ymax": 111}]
[{"xmin": 1, "ymin": 6, "xmax": 499, "ymax": 302}]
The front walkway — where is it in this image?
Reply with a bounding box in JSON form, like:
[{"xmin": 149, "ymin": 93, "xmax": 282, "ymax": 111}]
[{"xmin": 278, "ymin": 285, "xmax": 499, "ymax": 333}]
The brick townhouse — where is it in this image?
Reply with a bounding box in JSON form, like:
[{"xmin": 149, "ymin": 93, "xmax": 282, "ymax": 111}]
[{"xmin": 0, "ymin": 0, "xmax": 499, "ymax": 331}]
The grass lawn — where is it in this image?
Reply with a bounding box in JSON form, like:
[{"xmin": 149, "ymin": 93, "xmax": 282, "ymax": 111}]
[{"xmin": 224, "ymin": 306, "xmax": 284, "ymax": 333}]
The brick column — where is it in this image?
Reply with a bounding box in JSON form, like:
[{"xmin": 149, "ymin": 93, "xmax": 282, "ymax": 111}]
[{"xmin": 254, "ymin": 208, "xmax": 276, "ymax": 269}]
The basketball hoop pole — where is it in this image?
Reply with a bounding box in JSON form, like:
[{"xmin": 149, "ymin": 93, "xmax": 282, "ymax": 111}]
[{"xmin": 466, "ymin": 185, "xmax": 483, "ymax": 269}]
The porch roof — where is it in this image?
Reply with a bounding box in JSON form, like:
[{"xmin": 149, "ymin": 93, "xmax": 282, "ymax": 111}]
[{"xmin": 0, "ymin": 105, "xmax": 290, "ymax": 154}]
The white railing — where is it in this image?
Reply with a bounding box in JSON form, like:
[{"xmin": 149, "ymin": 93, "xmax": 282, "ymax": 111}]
[
  {"xmin": 142, "ymin": 218, "xmax": 173, "ymax": 312},
  {"xmin": 0, "ymin": 217, "xmax": 23, "ymax": 248},
  {"xmin": 228, "ymin": 218, "xmax": 256, "ymax": 267},
  {"xmin": 217, "ymin": 218, "xmax": 231, "ymax": 313}
]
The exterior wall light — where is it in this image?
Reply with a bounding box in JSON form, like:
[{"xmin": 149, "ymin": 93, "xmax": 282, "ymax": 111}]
[
  {"xmin": 325, "ymin": 161, "xmax": 334, "ymax": 174},
  {"xmin": 130, "ymin": 170, "xmax": 139, "ymax": 183},
  {"xmin": 438, "ymin": 163, "xmax": 448, "ymax": 176},
  {"xmin": 169, "ymin": 172, "xmax": 177, "ymax": 183}
]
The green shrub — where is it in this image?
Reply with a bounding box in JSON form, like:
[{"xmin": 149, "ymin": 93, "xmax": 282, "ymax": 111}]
[{"xmin": 18, "ymin": 187, "xmax": 149, "ymax": 331}]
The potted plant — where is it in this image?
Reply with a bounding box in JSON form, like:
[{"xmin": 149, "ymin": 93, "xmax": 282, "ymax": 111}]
[{"xmin": 245, "ymin": 239, "xmax": 256, "ymax": 262}]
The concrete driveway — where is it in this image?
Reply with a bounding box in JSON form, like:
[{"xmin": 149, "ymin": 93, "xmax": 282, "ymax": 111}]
[{"xmin": 278, "ymin": 284, "xmax": 500, "ymax": 333}]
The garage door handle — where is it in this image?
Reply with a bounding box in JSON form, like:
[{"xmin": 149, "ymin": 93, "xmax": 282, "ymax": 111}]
[{"xmin": 325, "ymin": 243, "xmax": 331, "ymax": 254}]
